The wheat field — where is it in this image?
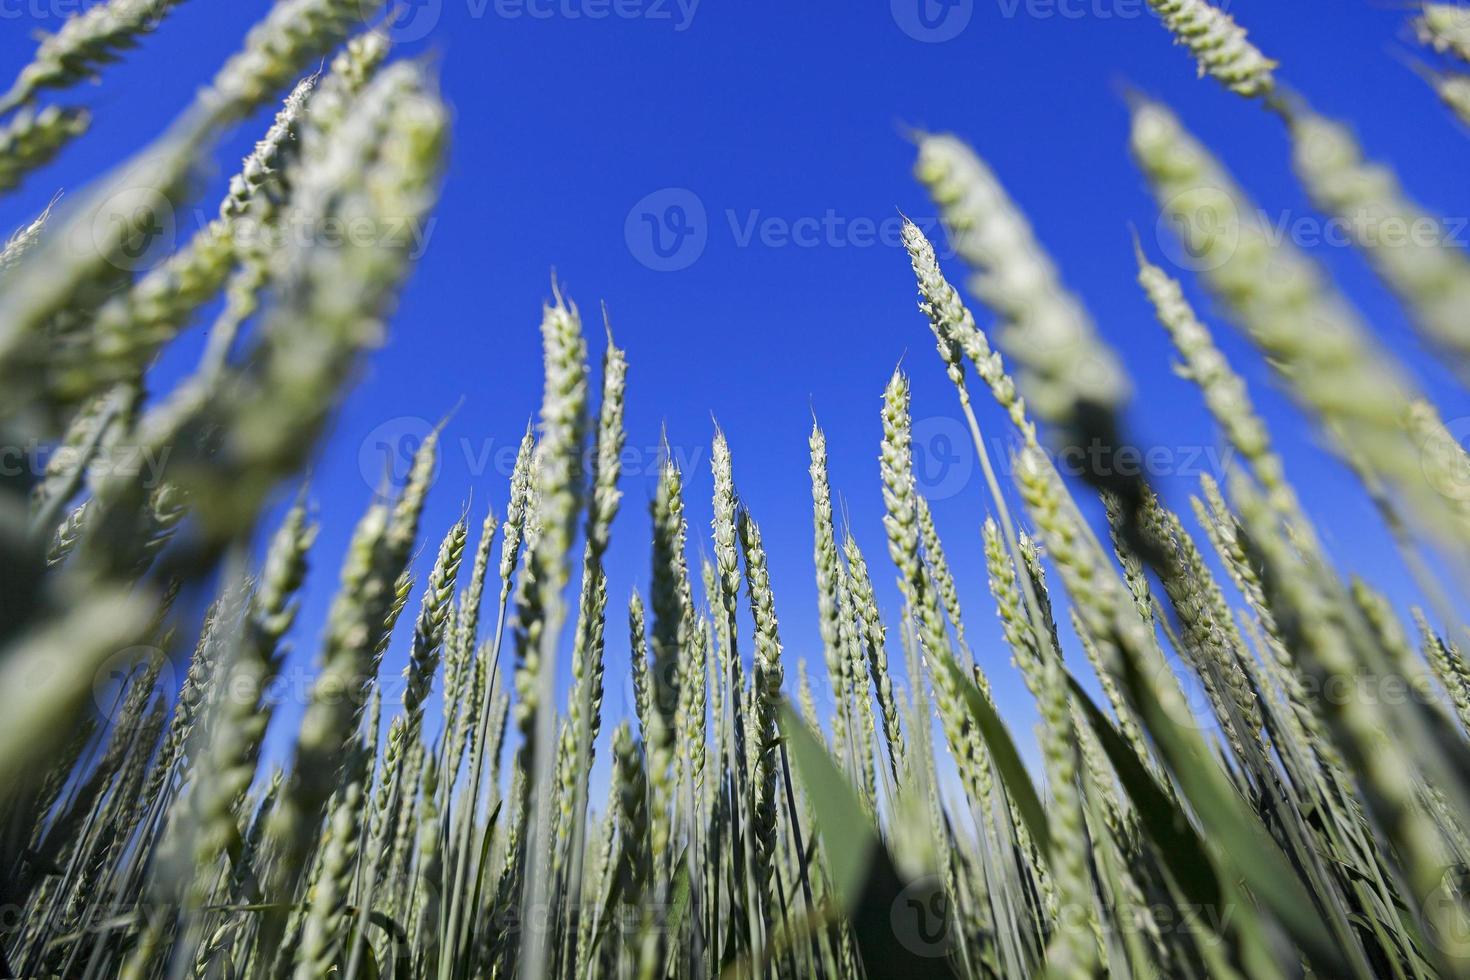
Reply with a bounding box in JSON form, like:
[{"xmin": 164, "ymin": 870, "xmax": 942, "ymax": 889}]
[{"xmin": 3, "ymin": 1, "xmax": 1470, "ymax": 978}]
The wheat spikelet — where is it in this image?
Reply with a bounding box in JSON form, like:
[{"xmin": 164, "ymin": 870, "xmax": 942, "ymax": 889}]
[
  {"xmin": 917, "ymin": 496, "xmax": 966, "ymax": 653},
  {"xmin": 678, "ymin": 612, "xmax": 710, "ymax": 815},
  {"xmin": 0, "ymin": 0, "xmax": 187, "ymax": 112},
  {"xmin": 879, "ymin": 369, "xmax": 990, "ymax": 814},
  {"xmin": 0, "ymin": 3, "xmax": 397, "ymax": 391},
  {"xmin": 256, "ymin": 461, "xmax": 416, "ymax": 954},
  {"xmin": 809, "ymin": 424, "xmax": 852, "ymax": 769},
  {"xmin": 1414, "ymin": 609, "xmax": 1470, "ymax": 730},
  {"xmin": 1227, "ymin": 472, "xmax": 1467, "ymax": 957},
  {"xmin": 1133, "ymin": 243, "xmax": 1314, "ymax": 543},
  {"xmin": 511, "ymin": 290, "xmax": 590, "ymax": 979},
  {"xmin": 983, "ymin": 519, "xmax": 1044, "ymax": 698},
  {"xmin": 186, "ymin": 503, "xmax": 314, "ymax": 911},
  {"xmin": 402, "ymin": 519, "xmax": 467, "ymax": 741},
  {"xmin": 1417, "ymin": 3, "xmax": 1470, "ymax": 65},
  {"xmin": 1289, "ymin": 108, "xmax": 1470, "ymax": 373},
  {"xmin": 837, "ymin": 557, "xmax": 879, "ymax": 807},
  {"xmin": 902, "ymin": 219, "xmax": 1037, "ymax": 447},
  {"xmin": 0, "ymin": 590, "xmax": 151, "ymax": 787},
  {"xmin": 275, "ymin": 497, "xmax": 384, "ymax": 744},
  {"xmin": 645, "ymin": 458, "xmax": 686, "ymax": 888},
  {"xmin": 738, "ymin": 508, "xmax": 783, "ymax": 904},
  {"xmin": 0, "ymin": 193, "xmax": 60, "ymax": 273},
  {"xmin": 629, "ymin": 588, "xmax": 651, "ymax": 743},
  {"xmin": 708, "ymin": 427, "xmax": 751, "ymax": 806},
  {"xmin": 1143, "ymin": 0, "xmax": 1277, "ymax": 97},
  {"xmin": 0, "ymin": 106, "xmax": 89, "ymax": 193},
  {"xmin": 843, "ymin": 532, "xmax": 905, "ymax": 781},
  {"xmin": 913, "ymin": 143, "xmax": 1128, "ymax": 431},
  {"xmin": 68, "ymin": 80, "xmax": 314, "ymax": 404},
  {"xmin": 559, "ymin": 336, "xmax": 627, "ymax": 890},
  {"xmin": 612, "ymin": 722, "xmax": 649, "ymax": 894},
  {"xmin": 1132, "ymin": 95, "xmax": 1470, "ymax": 555},
  {"xmin": 293, "ymin": 748, "xmax": 368, "ymax": 978},
  {"xmin": 412, "ymin": 755, "xmax": 443, "ymax": 966},
  {"xmin": 203, "ymin": 0, "xmax": 387, "ymax": 123},
  {"xmin": 1133, "ymin": 494, "xmax": 1265, "ymax": 755},
  {"xmin": 1031, "ymin": 612, "xmax": 1099, "ymax": 980},
  {"xmin": 1431, "ymin": 70, "xmax": 1470, "ymax": 124}
]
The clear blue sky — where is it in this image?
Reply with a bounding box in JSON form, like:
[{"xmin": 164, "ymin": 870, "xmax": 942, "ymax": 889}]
[{"xmin": 4, "ymin": 0, "xmax": 1468, "ymax": 775}]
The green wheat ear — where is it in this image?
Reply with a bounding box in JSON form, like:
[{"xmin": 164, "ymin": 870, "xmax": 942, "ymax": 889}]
[
  {"xmin": 809, "ymin": 424, "xmax": 851, "ymax": 770},
  {"xmin": 402, "ymin": 518, "xmax": 468, "ymax": 737},
  {"xmin": 1132, "ymin": 94, "xmax": 1470, "ymax": 557},
  {"xmin": 1417, "ymin": 3, "xmax": 1470, "ymax": 65},
  {"xmin": 0, "ymin": 106, "xmax": 89, "ymax": 193},
  {"xmin": 1143, "ymin": 0, "xmax": 1278, "ymax": 98},
  {"xmin": 1288, "ymin": 107, "xmax": 1470, "ymax": 375},
  {"xmin": 913, "ymin": 136, "xmax": 1130, "ymax": 431},
  {"xmin": 1431, "ymin": 70, "xmax": 1470, "ymax": 124},
  {"xmin": 738, "ymin": 506, "xmax": 784, "ymax": 906},
  {"xmin": 0, "ymin": 0, "xmax": 189, "ymax": 113},
  {"xmin": 0, "ymin": 193, "xmax": 60, "ymax": 273}
]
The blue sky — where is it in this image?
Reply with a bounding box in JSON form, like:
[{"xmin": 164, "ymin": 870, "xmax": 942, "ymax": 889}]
[{"xmin": 4, "ymin": 0, "xmax": 1468, "ymax": 777}]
